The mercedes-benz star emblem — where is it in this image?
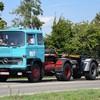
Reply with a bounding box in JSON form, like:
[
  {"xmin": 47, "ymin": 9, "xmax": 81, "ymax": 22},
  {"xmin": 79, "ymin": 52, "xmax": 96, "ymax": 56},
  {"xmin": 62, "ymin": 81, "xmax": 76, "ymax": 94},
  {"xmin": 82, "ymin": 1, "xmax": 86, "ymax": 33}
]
[{"xmin": 2, "ymin": 58, "xmax": 8, "ymax": 64}]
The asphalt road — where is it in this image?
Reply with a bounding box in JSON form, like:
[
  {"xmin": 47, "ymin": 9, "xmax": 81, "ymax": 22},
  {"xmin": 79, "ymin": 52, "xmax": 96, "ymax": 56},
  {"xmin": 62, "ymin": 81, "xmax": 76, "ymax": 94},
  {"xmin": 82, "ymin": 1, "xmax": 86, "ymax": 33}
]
[{"xmin": 0, "ymin": 77, "xmax": 100, "ymax": 96}]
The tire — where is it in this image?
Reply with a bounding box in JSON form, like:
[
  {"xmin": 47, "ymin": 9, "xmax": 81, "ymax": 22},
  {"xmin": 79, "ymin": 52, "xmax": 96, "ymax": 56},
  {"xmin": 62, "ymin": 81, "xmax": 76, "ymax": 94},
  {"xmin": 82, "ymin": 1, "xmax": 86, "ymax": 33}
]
[
  {"xmin": 61, "ymin": 63, "xmax": 72, "ymax": 81},
  {"xmin": 0, "ymin": 76, "xmax": 8, "ymax": 82},
  {"xmin": 27, "ymin": 63, "xmax": 42, "ymax": 82},
  {"xmin": 84, "ymin": 62, "xmax": 97, "ymax": 80}
]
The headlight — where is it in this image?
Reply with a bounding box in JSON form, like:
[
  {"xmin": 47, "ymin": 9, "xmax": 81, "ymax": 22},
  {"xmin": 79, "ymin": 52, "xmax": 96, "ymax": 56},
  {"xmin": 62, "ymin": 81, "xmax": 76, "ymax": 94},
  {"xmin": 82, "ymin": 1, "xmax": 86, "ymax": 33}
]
[{"xmin": 18, "ymin": 60, "xmax": 23, "ymax": 65}]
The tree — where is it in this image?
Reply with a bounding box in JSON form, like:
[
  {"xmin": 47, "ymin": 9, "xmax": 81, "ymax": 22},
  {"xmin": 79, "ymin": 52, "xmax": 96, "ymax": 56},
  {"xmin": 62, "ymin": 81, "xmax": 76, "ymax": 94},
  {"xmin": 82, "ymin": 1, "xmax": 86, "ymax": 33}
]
[
  {"xmin": 87, "ymin": 24, "xmax": 100, "ymax": 57},
  {"xmin": 11, "ymin": 0, "xmax": 44, "ymax": 29},
  {"xmin": 44, "ymin": 14, "xmax": 100, "ymax": 57},
  {"xmin": 0, "ymin": 2, "xmax": 6, "ymax": 29},
  {"xmin": 71, "ymin": 21, "xmax": 100, "ymax": 57},
  {"xmin": 44, "ymin": 16, "xmax": 74, "ymax": 54},
  {"xmin": 90, "ymin": 12, "xmax": 100, "ymax": 57},
  {"xmin": 71, "ymin": 22, "xmax": 89, "ymax": 55},
  {"xmin": 92, "ymin": 12, "xmax": 100, "ymax": 26},
  {"xmin": 0, "ymin": 2, "xmax": 4, "ymax": 11}
]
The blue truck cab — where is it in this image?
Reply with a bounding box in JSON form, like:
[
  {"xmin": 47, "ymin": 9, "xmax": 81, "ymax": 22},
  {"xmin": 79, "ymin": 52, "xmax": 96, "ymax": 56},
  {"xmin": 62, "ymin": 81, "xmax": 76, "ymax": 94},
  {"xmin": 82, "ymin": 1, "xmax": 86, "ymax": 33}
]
[{"xmin": 0, "ymin": 27, "xmax": 44, "ymax": 82}]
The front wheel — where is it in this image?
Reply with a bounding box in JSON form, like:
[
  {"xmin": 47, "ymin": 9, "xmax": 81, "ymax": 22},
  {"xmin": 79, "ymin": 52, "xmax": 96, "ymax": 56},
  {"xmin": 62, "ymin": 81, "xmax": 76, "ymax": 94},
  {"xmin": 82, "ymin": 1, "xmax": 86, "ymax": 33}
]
[
  {"xmin": 84, "ymin": 62, "xmax": 97, "ymax": 80},
  {"xmin": 27, "ymin": 63, "xmax": 42, "ymax": 82}
]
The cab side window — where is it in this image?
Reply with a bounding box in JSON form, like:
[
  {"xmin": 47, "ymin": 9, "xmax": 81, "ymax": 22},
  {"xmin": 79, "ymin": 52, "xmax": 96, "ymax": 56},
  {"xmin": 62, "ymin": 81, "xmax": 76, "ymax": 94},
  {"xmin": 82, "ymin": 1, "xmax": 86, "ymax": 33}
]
[
  {"xmin": 37, "ymin": 34, "xmax": 43, "ymax": 45},
  {"xmin": 27, "ymin": 34, "xmax": 35, "ymax": 45}
]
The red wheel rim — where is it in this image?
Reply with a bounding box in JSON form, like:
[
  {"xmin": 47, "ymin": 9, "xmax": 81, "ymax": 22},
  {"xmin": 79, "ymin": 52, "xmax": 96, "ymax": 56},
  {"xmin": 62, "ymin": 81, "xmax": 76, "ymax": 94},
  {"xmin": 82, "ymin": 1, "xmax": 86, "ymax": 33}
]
[
  {"xmin": 65, "ymin": 68, "xmax": 71, "ymax": 78},
  {"xmin": 33, "ymin": 67, "xmax": 39, "ymax": 78}
]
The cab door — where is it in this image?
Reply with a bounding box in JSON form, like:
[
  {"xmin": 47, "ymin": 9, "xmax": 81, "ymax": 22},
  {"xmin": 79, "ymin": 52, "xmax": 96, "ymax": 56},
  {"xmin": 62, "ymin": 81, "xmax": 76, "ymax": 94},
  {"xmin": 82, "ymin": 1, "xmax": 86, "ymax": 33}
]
[
  {"xmin": 36, "ymin": 34, "xmax": 44, "ymax": 62},
  {"xmin": 26, "ymin": 34, "xmax": 37, "ymax": 58}
]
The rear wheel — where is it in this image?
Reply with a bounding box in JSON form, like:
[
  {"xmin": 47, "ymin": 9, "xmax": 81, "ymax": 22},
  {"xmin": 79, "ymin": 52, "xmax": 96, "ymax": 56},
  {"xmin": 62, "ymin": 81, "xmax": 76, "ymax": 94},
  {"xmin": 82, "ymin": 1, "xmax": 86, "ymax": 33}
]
[
  {"xmin": 84, "ymin": 62, "xmax": 97, "ymax": 80},
  {"xmin": 27, "ymin": 63, "xmax": 42, "ymax": 82},
  {"xmin": 56, "ymin": 63, "xmax": 72, "ymax": 81},
  {"xmin": 61, "ymin": 63, "xmax": 72, "ymax": 81}
]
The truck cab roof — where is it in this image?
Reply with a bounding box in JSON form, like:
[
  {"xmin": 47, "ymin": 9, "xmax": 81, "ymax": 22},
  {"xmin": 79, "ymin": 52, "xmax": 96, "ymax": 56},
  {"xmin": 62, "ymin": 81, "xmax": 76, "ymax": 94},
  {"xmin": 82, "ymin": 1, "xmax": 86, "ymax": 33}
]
[{"xmin": 1, "ymin": 27, "xmax": 43, "ymax": 34}]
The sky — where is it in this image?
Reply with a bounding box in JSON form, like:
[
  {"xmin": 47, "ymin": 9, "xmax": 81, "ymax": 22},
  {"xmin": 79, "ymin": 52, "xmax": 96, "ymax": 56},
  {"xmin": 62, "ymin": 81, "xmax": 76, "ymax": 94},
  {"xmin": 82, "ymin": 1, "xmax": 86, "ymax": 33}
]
[{"xmin": 0, "ymin": 0, "xmax": 100, "ymax": 35}]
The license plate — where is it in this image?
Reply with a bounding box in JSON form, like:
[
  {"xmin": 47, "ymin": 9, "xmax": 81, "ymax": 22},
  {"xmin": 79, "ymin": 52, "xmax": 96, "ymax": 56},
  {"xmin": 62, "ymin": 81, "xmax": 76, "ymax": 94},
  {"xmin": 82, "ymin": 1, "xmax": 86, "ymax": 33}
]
[{"xmin": 0, "ymin": 72, "xmax": 9, "ymax": 75}]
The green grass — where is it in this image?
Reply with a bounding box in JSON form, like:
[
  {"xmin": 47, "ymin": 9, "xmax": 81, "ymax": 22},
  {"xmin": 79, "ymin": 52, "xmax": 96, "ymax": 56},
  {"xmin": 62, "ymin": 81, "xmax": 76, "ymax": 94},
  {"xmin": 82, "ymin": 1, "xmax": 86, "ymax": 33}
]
[{"xmin": 0, "ymin": 89, "xmax": 100, "ymax": 100}]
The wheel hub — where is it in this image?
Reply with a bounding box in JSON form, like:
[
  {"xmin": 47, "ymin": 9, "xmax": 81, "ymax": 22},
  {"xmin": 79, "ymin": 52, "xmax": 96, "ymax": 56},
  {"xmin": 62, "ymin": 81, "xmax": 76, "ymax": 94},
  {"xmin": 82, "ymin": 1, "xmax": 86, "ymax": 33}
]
[{"xmin": 33, "ymin": 68, "xmax": 39, "ymax": 78}]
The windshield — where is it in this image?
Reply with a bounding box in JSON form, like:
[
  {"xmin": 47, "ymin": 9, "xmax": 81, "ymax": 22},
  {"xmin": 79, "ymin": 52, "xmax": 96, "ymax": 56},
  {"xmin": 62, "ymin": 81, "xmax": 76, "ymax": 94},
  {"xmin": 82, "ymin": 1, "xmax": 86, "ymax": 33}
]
[{"xmin": 0, "ymin": 31, "xmax": 25, "ymax": 46}]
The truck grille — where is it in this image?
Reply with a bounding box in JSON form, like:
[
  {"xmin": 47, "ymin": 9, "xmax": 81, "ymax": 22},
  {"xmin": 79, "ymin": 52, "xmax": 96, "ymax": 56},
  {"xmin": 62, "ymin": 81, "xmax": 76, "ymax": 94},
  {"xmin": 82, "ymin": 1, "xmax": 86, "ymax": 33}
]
[{"xmin": 0, "ymin": 57, "xmax": 23, "ymax": 65}]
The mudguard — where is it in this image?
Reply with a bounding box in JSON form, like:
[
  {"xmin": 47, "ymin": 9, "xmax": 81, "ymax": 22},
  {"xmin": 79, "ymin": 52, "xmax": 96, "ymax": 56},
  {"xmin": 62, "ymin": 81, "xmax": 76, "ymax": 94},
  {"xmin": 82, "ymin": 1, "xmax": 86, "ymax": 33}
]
[
  {"xmin": 55, "ymin": 58, "xmax": 72, "ymax": 72},
  {"xmin": 82, "ymin": 58, "xmax": 98, "ymax": 71}
]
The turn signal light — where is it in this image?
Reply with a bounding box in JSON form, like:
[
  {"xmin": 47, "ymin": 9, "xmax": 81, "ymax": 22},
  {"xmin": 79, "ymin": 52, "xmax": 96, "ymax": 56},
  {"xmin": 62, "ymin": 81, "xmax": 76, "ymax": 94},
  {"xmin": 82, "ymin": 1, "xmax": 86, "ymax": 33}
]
[{"xmin": 55, "ymin": 60, "xmax": 63, "ymax": 68}]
